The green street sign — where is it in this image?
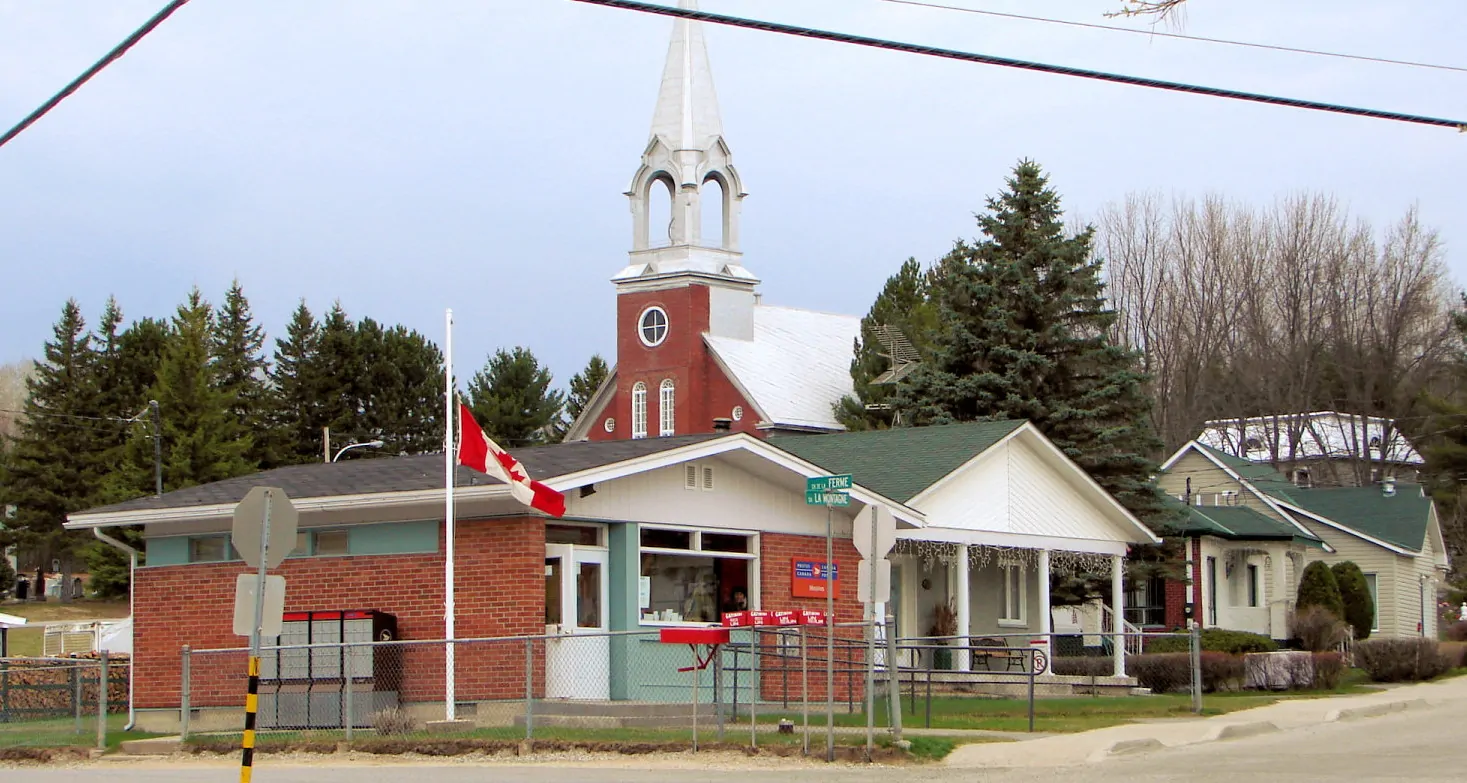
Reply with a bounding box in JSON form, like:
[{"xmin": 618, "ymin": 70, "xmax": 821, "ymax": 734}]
[
  {"xmin": 805, "ymin": 490, "xmax": 852, "ymax": 507},
  {"xmin": 806, "ymin": 474, "xmax": 853, "ymax": 493}
]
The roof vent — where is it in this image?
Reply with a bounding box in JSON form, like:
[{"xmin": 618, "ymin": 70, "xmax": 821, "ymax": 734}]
[
  {"xmin": 712, "ymin": 418, "xmax": 733, "ymax": 432},
  {"xmin": 1383, "ymin": 475, "xmax": 1396, "ymax": 497}
]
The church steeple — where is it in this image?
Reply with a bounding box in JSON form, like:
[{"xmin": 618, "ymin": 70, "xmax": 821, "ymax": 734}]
[{"xmin": 619, "ymin": 0, "xmax": 754, "ymax": 286}]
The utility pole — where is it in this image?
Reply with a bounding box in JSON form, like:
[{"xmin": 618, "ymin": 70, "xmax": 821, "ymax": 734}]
[
  {"xmin": 150, "ymin": 400, "xmax": 163, "ymax": 497},
  {"xmin": 322, "ymin": 427, "xmax": 330, "ymax": 464}
]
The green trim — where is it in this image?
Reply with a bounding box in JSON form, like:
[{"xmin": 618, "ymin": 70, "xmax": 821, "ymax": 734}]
[
  {"xmin": 143, "ymin": 520, "xmax": 441, "ymax": 567},
  {"xmin": 608, "ymin": 522, "xmax": 638, "ymax": 700}
]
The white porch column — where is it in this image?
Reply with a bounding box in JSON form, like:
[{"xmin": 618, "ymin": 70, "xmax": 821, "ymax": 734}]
[
  {"xmin": 1269, "ymin": 549, "xmax": 1289, "ymax": 640},
  {"xmin": 955, "ymin": 544, "xmax": 971, "ymax": 672},
  {"xmin": 1038, "ymin": 550, "xmax": 1052, "ymax": 673},
  {"xmin": 1111, "ymin": 554, "xmax": 1126, "ymax": 678}
]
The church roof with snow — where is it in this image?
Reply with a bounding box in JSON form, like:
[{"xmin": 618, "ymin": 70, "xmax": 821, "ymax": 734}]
[{"xmin": 704, "ymin": 305, "xmax": 859, "ymax": 432}]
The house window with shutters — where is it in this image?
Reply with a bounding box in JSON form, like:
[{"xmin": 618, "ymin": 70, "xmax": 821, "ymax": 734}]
[
  {"xmin": 631, "ymin": 382, "xmax": 648, "ymax": 439},
  {"xmin": 659, "ymin": 379, "xmax": 675, "ymax": 436}
]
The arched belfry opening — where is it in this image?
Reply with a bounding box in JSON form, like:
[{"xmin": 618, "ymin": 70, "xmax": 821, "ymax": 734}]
[
  {"xmin": 700, "ymin": 173, "xmax": 727, "ymax": 250},
  {"xmin": 646, "ymin": 173, "xmax": 675, "ymax": 249}
]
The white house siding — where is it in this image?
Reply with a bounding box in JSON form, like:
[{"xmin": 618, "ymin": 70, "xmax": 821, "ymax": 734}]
[
  {"xmin": 915, "ymin": 435, "xmax": 1138, "ymax": 549},
  {"xmin": 1295, "ymin": 517, "xmax": 1405, "ymax": 637},
  {"xmin": 1158, "ymin": 451, "xmax": 1286, "ymax": 519},
  {"xmin": 964, "ymin": 560, "xmax": 1041, "ymax": 638},
  {"xmin": 565, "ymin": 457, "xmax": 855, "ymax": 537},
  {"xmin": 1399, "ymin": 521, "xmax": 1440, "ymax": 639}
]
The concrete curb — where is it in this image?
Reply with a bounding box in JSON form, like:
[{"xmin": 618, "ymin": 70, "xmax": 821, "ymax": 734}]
[
  {"xmin": 1206, "ymin": 721, "xmax": 1279, "ymax": 741},
  {"xmin": 1090, "ymin": 738, "xmax": 1165, "ymax": 762},
  {"xmin": 1327, "ymin": 698, "xmax": 1432, "ymax": 722}
]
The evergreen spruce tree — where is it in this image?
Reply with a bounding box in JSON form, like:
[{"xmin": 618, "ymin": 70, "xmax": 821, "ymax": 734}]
[
  {"xmin": 560, "ymin": 354, "xmax": 610, "ymax": 439},
  {"xmin": 0, "ymin": 301, "xmax": 105, "ymax": 601},
  {"xmin": 351, "ymin": 319, "xmax": 443, "ymax": 457},
  {"xmin": 314, "ymin": 304, "xmax": 362, "ymax": 449},
  {"xmin": 895, "ymin": 160, "xmax": 1170, "ymax": 527},
  {"xmin": 150, "ymin": 289, "xmax": 254, "ymax": 488},
  {"xmin": 835, "ymin": 258, "xmax": 937, "ymax": 431},
  {"xmin": 269, "ymin": 301, "xmax": 323, "ymax": 464},
  {"xmin": 213, "ymin": 281, "xmax": 272, "ymax": 465},
  {"xmin": 466, "ymin": 347, "xmax": 565, "ymax": 447}
]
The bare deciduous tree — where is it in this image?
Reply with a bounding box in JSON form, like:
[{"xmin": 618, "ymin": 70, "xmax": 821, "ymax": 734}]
[{"xmin": 0, "ymin": 360, "xmax": 34, "ymax": 441}]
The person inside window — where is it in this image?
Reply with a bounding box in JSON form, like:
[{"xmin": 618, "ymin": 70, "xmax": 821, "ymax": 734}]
[{"xmin": 722, "ymin": 587, "xmax": 748, "ymax": 615}]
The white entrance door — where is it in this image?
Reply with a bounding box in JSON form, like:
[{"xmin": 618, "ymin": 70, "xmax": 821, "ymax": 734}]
[{"xmin": 545, "ymin": 543, "xmax": 610, "ymax": 699}]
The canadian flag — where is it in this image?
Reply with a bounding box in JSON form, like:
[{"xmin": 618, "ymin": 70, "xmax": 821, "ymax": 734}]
[{"xmin": 457, "ymin": 403, "xmax": 566, "ymax": 517}]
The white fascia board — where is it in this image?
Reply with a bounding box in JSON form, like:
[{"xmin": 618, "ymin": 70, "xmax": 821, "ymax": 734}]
[
  {"xmin": 65, "ymin": 485, "xmax": 514, "ymax": 530},
  {"xmin": 896, "ymin": 527, "xmax": 1128, "ymax": 556},
  {"xmin": 1011, "ymin": 423, "xmax": 1161, "ymax": 545},
  {"xmin": 546, "ymin": 433, "xmax": 926, "ymax": 528},
  {"xmin": 700, "ymin": 334, "xmax": 773, "ymax": 426},
  {"xmin": 564, "ymin": 368, "xmax": 619, "ymax": 442},
  {"xmin": 1182, "ymin": 442, "xmax": 1318, "ymax": 540},
  {"xmin": 1273, "ymin": 500, "xmax": 1416, "ymax": 556},
  {"xmin": 1159, "ymin": 441, "xmax": 1200, "ymax": 472}
]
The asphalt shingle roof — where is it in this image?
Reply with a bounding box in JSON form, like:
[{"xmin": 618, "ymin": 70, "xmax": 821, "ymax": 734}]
[
  {"xmin": 75, "ymin": 433, "xmax": 729, "ymax": 517},
  {"xmin": 769, "ymin": 420, "xmax": 1025, "ymax": 503},
  {"xmin": 1285, "ymin": 486, "xmax": 1431, "ymax": 552},
  {"xmin": 1161, "ymin": 500, "xmax": 1324, "ymax": 547}
]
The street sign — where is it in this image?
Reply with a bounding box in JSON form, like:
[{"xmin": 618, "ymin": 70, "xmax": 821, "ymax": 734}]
[
  {"xmin": 805, "ymin": 490, "xmax": 851, "ymax": 507},
  {"xmin": 233, "ymin": 574, "xmax": 286, "ymax": 637},
  {"xmin": 852, "ymin": 505, "xmax": 896, "ymax": 559},
  {"xmin": 232, "ymin": 487, "xmax": 299, "ymax": 569},
  {"xmin": 857, "ymin": 559, "xmax": 892, "ymax": 605},
  {"xmin": 806, "ymin": 474, "xmax": 853, "ymax": 493}
]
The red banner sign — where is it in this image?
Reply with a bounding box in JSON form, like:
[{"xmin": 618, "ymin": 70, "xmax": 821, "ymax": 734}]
[{"xmin": 721, "ymin": 609, "xmax": 826, "ymax": 627}]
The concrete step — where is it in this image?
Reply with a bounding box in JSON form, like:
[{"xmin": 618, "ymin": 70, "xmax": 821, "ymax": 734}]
[{"xmin": 119, "ymin": 737, "xmax": 182, "ymax": 756}]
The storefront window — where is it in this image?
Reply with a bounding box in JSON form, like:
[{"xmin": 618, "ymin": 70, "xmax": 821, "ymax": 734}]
[{"xmin": 639, "ymin": 526, "xmax": 757, "ymax": 625}]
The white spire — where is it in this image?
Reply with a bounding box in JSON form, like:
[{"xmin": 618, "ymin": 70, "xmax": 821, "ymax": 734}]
[{"xmin": 649, "ymin": 0, "xmax": 723, "ymax": 152}]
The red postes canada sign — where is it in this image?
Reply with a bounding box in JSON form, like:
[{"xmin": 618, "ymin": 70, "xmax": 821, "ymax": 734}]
[{"xmin": 791, "ymin": 558, "xmax": 838, "ymax": 598}]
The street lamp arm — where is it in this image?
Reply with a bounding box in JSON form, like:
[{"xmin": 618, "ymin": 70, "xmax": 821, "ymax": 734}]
[{"xmin": 332, "ymin": 440, "xmax": 385, "ymax": 463}]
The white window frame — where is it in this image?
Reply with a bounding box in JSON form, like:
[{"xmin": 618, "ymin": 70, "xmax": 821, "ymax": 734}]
[
  {"xmin": 631, "ymin": 382, "xmax": 648, "ymax": 439},
  {"xmin": 638, "ymin": 306, "xmax": 669, "ymax": 347},
  {"xmin": 638, "ymin": 523, "xmax": 759, "ymax": 627},
  {"xmin": 1364, "ymin": 572, "xmax": 1379, "ymax": 632},
  {"xmin": 659, "ymin": 379, "xmax": 675, "ymax": 436},
  {"xmin": 998, "ymin": 562, "xmax": 1027, "ymax": 627},
  {"xmin": 1246, "ymin": 563, "xmax": 1259, "ymax": 607}
]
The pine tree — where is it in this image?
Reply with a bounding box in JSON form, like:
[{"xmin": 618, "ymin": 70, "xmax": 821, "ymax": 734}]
[
  {"xmin": 466, "ymin": 347, "xmax": 565, "ymax": 447},
  {"xmin": 352, "ymin": 319, "xmax": 443, "ymax": 457},
  {"xmin": 560, "ymin": 354, "xmax": 610, "ymax": 438},
  {"xmin": 150, "ymin": 289, "xmax": 255, "ymax": 488},
  {"xmin": 0, "ymin": 301, "xmax": 106, "ymax": 601},
  {"xmin": 213, "ymin": 281, "xmax": 272, "ymax": 465},
  {"xmin": 314, "ymin": 304, "xmax": 362, "ymax": 449},
  {"xmin": 895, "ymin": 160, "xmax": 1170, "ymax": 527},
  {"xmin": 269, "ymin": 301, "xmax": 323, "ymax": 464},
  {"xmin": 836, "ymin": 258, "xmax": 937, "ymax": 431}
]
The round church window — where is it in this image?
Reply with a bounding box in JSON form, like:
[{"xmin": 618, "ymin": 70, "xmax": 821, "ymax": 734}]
[
  {"xmin": 732, "ymin": 405, "xmax": 743, "ymax": 422},
  {"xmin": 639, "ymin": 306, "xmax": 669, "ymax": 347},
  {"xmin": 604, "ymin": 417, "xmax": 616, "ymax": 433}
]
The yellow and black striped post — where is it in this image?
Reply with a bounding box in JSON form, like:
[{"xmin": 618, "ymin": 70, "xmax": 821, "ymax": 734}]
[{"xmin": 240, "ymin": 655, "xmax": 260, "ymax": 782}]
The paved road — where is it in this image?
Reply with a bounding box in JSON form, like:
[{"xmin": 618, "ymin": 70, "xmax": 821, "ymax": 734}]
[{"xmin": 15, "ymin": 690, "xmax": 1462, "ymax": 783}]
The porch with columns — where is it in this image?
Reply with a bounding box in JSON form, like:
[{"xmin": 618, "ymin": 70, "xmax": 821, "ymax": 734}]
[{"xmin": 889, "ymin": 538, "xmax": 1134, "ymax": 679}]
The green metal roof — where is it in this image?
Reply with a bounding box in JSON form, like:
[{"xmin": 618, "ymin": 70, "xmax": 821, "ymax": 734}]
[
  {"xmin": 769, "ymin": 420, "xmax": 1026, "ymax": 503},
  {"xmin": 1160, "ymin": 498, "xmax": 1325, "ymax": 548},
  {"xmin": 1195, "ymin": 444, "xmax": 1301, "ymax": 505},
  {"xmin": 1283, "ymin": 486, "xmax": 1431, "ymax": 552}
]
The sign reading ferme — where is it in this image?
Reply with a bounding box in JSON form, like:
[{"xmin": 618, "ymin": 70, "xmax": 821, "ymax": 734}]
[{"xmin": 805, "ymin": 474, "xmax": 853, "ymax": 507}]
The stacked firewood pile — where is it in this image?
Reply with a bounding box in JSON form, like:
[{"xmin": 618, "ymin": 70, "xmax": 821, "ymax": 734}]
[{"xmin": 0, "ymin": 655, "xmax": 130, "ymax": 715}]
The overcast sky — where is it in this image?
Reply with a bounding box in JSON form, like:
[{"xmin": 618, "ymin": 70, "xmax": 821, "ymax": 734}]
[{"xmin": 1, "ymin": 0, "xmax": 1463, "ymax": 388}]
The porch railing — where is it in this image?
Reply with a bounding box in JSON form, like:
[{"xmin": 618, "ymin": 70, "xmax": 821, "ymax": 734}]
[{"xmin": 1100, "ymin": 604, "xmax": 1146, "ymax": 656}]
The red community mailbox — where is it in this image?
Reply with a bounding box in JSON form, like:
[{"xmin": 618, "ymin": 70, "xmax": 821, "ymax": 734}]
[{"xmin": 791, "ymin": 558, "xmax": 837, "ymax": 598}]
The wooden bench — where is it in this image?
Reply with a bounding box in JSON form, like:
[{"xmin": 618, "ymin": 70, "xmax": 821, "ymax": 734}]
[{"xmin": 972, "ymin": 637, "xmax": 1026, "ymax": 672}]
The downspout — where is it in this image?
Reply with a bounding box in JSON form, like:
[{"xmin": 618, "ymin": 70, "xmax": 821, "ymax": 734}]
[{"xmin": 92, "ymin": 527, "xmax": 138, "ymax": 731}]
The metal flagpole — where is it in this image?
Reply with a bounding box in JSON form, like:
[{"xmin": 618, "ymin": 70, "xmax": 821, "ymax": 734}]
[{"xmin": 444, "ymin": 308, "xmax": 457, "ymax": 723}]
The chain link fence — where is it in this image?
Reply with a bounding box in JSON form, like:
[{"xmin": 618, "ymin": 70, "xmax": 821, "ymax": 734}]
[{"xmin": 0, "ymin": 654, "xmax": 127, "ymax": 750}]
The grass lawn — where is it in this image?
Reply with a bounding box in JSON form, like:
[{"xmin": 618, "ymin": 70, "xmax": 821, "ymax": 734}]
[{"xmin": 0, "ymin": 713, "xmax": 148, "ymax": 749}]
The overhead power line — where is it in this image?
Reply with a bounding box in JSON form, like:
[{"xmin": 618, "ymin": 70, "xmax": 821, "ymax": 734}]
[
  {"xmin": 570, "ymin": 0, "xmax": 1467, "ymax": 131},
  {"xmin": 0, "ymin": 0, "xmax": 193, "ymax": 151},
  {"xmin": 881, "ymin": 0, "xmax": 1467, "ymax": 74}
]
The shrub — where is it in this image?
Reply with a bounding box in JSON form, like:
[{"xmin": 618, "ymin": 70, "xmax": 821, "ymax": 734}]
[
  {"xmin": 1311, "ymin": 651, "xmax": 1345, "ymax": 689},
  {"xmin": 1445, "ymin": 621, "xmax": 1467, "ymax": 643},
  {"xmin": 1052, "ymin": 656, "xmax": 1114, "ymax": 677},
  {"xmin": 1330, "ymin": 562, "xmax": 1374, "ymax": 640},
  {"xmin": 1440, "ymin": 641, "xmax": 1467, "ymax": 670},
  {"xmin": 1291, "ymin": 605, "xmax": 1349, "ymax": 652},
  {"xmin": 1126, "ymin": 653, "xmax": 1192, "ymax": 693},
  {"xmin": 1354, "ymin": 638, "xmax": 1450, "ymax": 683},
  {"xmin": 1296, "ymin": 561, "xmax": 1345, "ymax": 621},
  {"xmin": 1198, "ymin": 652, "xmax": 1245, "ymax": 692},
  {"xmin": 371, "ymin": 708, "xmax": 417, "ymax": 736},
  {"xmin": 1147, "ymin": 628, "xmax": 1278, "ymax": 655}
]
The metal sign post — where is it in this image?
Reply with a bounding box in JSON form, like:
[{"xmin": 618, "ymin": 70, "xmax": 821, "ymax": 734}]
[
  {"xmin": 853, "ymin": 504, "xmax": 895, "ymax": 760},
  {"xmin": 230, "ymin": 486, "xmax": 297, "ymax": 783},
  {"xmin": 805, "ymin": 474, "xmax": 850, "ymax": 763}
]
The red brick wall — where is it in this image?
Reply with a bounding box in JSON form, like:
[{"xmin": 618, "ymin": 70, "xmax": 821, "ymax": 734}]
[
  {"xmin": 757, "ymin": 532, "xmax": 866, "ymax": 702},
  {"xmin": 589, "ymin": 283, "xmax": 761, "ymax": 441},
  {"xmin": 135, "ymin": 517, "xmax": 545, "ymax": 709},
  {"xmin": 1162, "ymin": 538, "xmax": 1205, "ymax": 631}
]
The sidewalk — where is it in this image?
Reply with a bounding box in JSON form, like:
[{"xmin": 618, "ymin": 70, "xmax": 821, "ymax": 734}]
[{"xmin": 944, "ymin": 675, "xmax": 1467, "ymax": 768}]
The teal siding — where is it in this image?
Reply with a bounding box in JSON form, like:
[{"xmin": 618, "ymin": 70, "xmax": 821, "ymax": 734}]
[
  {"xmin": 622, "ymin": 630, "xmax": 758, "ymax": 704},
  {"xmin": 608, "ymin": 522, "xmax": 638, "ymax": 700},
  {"xmin": 349, "ymin": 520, "xmax": 438, "ymax": 556},
  {"xmin": 145, "ymin": 536, "xmax": 190, "ymax": 567}
]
